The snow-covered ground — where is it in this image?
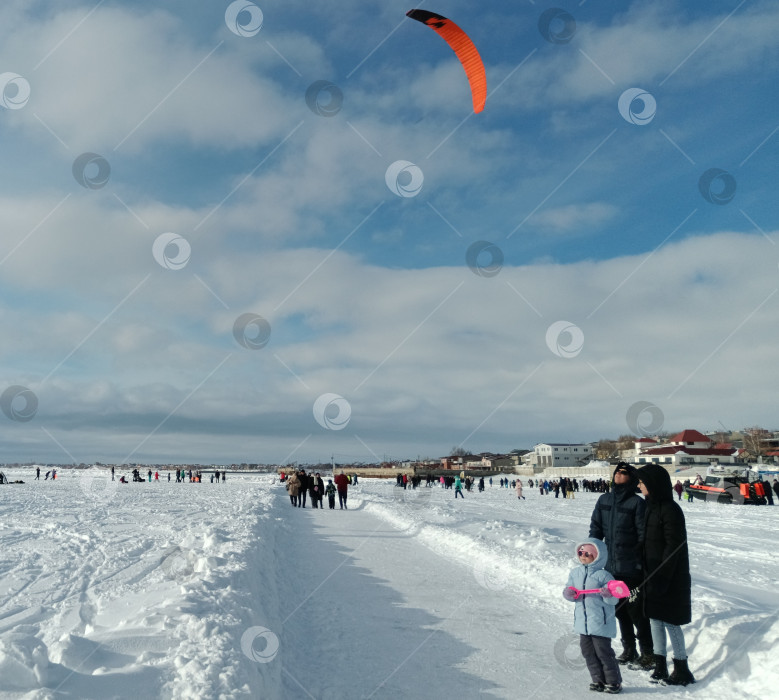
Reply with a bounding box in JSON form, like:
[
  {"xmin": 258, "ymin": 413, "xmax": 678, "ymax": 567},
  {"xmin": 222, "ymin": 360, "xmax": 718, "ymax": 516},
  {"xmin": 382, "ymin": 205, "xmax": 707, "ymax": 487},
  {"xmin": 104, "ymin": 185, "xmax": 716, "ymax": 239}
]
[{"xmin": 0, "ymin": 468, "xmax": 776, "ymax": 699}]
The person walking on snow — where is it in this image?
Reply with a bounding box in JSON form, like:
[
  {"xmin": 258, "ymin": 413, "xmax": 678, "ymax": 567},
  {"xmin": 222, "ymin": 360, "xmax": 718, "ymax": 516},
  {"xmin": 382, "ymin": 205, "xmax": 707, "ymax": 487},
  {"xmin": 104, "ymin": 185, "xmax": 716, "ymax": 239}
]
[
  {"xmin": 315, "ymin": 473, "xmax": 325, "ymax": 507},
  {"xmin": 334, "ymin": 471, "xmax": 349, "ymax": 509},
  {"xmin": 515, "ymin": 479, "xmax": 525, "ymax": 500},
  {"xmin": 454, "ymin": 475, "xmax": 464, "ymax": 498},
  {"xmin": 286, "ymin": 471, "xmax": 301, "ymax": 507},
  {"xmin": 563, "ymin": 538, "xmax": 622, "ymax": 694},
  {"xmin": 310, "ymin": 472, "xmax": 325, "ymax": 509},
  {"xmin": 762, "ymin": 478, "xmax": 774, "ymax": 505},
  {"xmin": 298, "ymin": 470, "xmax": 309, "ymax": 507},
  {"xmin": 326, "ymin": 479, "xmax": 337, "ymax": 509}
]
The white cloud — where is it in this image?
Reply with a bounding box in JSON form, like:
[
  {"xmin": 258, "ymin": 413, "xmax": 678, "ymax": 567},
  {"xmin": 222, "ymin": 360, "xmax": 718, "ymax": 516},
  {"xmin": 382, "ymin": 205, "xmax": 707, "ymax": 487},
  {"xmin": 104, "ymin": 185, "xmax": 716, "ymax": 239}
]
[
  {"xmin": 4, "ymin": 7, "xmax": 302, "ymax": 153},
  {"xmin": 3, "ymin": 229, "xmax": 777, "ymax": 461},
  {"xmin": 491, "ymin": 3, "xmax": 779, "ymax": 111},
  {"xmin": 532, "ymin": 202, "xmax": 618, "ymax": 233}
]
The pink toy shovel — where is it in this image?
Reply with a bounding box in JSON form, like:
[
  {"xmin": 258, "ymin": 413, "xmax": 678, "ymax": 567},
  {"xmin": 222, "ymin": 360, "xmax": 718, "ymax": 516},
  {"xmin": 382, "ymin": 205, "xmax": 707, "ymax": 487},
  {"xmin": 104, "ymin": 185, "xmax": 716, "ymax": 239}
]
[{"xmin": 568, "ymin": 579, "xmax": 630, "ymax": 600}]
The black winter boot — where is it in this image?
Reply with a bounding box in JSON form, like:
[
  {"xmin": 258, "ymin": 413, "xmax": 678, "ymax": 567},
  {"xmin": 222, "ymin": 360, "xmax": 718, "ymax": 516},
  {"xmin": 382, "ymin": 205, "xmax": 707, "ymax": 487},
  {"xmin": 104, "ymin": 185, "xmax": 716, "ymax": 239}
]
[
  {"xmin": 616, "ymin": 641, "xmax": 638, "ymax": 665},
  {"xmin": 649, "ymin": 655, "xmax": 668, "ymax": 683},
  {"xmin": 663, "ymin": 658, "xmax": 695, "ymax": 686},
  {"xmin": 627, "ymin": 651, "xmax": 655, "ymax": 671}
]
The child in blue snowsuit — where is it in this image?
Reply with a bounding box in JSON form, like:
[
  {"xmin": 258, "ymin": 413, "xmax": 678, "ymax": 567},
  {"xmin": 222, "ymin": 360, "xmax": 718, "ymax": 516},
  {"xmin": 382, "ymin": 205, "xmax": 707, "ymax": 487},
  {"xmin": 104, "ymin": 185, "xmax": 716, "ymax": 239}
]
[{"xmin": 563, "ymin": 537, "xmax": 622, "ymax": 693}]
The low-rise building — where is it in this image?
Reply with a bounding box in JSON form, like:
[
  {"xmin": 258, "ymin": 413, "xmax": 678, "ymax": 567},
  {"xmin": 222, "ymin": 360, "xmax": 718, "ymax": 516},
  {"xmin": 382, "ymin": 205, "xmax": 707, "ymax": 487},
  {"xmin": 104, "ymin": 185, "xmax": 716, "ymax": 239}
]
[
  {"xmin": 533, "ymin": 443, "xmax": 593, "ymax": 469},
  {"xmin": 440, "ymin": 455, "xmax": 481, "ymax": 470},
  {"xmin": 483, "ymin": 453, "xmax": 522, "ymax": 469},
  {"xmin": 635, "ymin": 429, "xmax": 741, "ymax": 467}
]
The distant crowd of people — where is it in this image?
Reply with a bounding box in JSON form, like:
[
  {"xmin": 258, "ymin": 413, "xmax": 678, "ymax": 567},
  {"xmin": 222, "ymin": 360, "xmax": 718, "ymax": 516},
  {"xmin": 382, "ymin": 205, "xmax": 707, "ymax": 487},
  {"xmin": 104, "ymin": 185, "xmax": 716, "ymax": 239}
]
[
  {"xmin": 382, "ymin": 473, "xmax": 617, "ymax": 501},
  {"xmin": 123, "ymin": 467, "xmax": 226, "ymax": 484},
  {"xmin": 32, "ymin": 465, "xmax": 228, "ymax": 484},
  {"xmin": 281, "ymin": 469, "xmax": 352, "ymax": 509},
  {"xmin": 389, "ymin": 473, "xmax": 618, "ymax": 499}
]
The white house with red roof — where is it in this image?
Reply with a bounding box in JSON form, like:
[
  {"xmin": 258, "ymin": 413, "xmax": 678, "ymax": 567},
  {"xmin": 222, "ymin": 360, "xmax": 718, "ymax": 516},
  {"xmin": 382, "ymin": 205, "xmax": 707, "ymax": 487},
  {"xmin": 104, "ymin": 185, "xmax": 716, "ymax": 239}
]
[{"xmin": 635, "ymin": 429, "xmax": 741, "ymax": 467}]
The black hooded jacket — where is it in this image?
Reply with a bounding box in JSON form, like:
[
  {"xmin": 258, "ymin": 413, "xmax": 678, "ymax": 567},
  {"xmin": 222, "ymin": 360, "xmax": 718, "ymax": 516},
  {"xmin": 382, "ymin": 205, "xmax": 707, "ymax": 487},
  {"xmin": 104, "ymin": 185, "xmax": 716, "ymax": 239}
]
[
  {"xmin": 589, "ymin": 464, "xmax": 646, "ymax": 579},
  {"xmin": 636, "ymin": 463, "xmax": 692, "ymax": 625}
]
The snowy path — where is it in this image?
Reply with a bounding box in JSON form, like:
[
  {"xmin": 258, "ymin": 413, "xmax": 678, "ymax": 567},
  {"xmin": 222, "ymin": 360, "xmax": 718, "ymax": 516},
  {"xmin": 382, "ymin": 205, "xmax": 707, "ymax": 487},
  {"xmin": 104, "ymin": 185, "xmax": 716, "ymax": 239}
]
[{"xmin": 276, "ymin": 494, "xmax": 510, "ymax": 699}]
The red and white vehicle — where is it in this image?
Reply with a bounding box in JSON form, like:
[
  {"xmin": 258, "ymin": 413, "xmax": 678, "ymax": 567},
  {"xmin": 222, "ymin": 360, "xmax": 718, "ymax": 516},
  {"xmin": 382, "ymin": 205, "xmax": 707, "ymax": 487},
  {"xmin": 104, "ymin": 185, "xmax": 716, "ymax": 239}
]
[{"xmin": 684, "ymin": 466, "xmax": 768, "ymax": 505}]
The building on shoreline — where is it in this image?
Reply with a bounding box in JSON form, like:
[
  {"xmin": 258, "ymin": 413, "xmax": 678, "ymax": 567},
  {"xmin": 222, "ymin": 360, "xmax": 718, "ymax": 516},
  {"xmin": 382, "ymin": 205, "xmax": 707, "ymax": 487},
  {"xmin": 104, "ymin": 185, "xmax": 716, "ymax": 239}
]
[
  {"xmin": 633, "ymin": 429, "xmax": 742, "ymax": 467},
  {"xmin": 523, "ymin": 443, "xmax": 593, "ymax": 471}
]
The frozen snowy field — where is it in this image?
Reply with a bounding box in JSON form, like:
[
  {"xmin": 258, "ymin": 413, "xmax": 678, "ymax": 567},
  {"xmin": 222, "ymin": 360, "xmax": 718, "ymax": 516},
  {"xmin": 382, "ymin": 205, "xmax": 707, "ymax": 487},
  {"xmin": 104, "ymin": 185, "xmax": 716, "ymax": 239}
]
[{"xmin": 0, "ymin": 468, "xmax": 777, "ymax": 699}]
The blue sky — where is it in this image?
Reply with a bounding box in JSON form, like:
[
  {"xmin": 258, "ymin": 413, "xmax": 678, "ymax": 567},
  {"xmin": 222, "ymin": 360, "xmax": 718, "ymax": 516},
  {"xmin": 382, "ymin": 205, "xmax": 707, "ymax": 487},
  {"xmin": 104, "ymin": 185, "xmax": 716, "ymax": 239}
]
[{"xmin": 1, "ymin": 0, "xmax": 778, "ymax": 465}]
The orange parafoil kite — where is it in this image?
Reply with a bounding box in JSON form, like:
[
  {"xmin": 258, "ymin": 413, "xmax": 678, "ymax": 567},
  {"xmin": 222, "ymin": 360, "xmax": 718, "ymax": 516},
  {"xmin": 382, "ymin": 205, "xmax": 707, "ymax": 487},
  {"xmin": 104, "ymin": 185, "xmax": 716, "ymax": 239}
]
[{"xmin": 406, "ymin": 9, "xmax": 487, "ymax": 113}]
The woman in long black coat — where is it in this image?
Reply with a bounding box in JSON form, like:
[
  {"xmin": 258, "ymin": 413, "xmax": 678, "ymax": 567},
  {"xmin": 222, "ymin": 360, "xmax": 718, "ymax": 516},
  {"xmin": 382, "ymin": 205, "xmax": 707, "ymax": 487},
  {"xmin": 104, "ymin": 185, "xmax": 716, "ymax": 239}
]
[{"xmin": 636, "ymin": 464, "xmax": 695, "ymax": 686}]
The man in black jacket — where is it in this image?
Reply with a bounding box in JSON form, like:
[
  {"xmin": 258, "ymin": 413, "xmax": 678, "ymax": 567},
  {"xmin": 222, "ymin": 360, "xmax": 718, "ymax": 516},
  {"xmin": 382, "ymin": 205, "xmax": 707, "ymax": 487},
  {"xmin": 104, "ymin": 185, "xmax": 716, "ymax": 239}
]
[
  {"xmin": 589, "ymin": 462, "xmax": 654, "ymax": 668},
  {"xmin": 762, "ymin": 477, "xmax": 774, "ymax": 505},
  {"xmin": 298, "ymin": 469, "xmax": 309, "ymax": 508}
]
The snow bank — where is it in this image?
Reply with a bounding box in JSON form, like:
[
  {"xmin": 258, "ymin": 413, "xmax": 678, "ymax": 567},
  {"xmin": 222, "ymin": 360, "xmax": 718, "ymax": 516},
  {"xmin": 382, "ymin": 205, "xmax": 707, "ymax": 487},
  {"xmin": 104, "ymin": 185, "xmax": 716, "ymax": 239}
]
[{"xmin": 0, "ymin": 470, "xmax": 284, "ymax": 699}]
